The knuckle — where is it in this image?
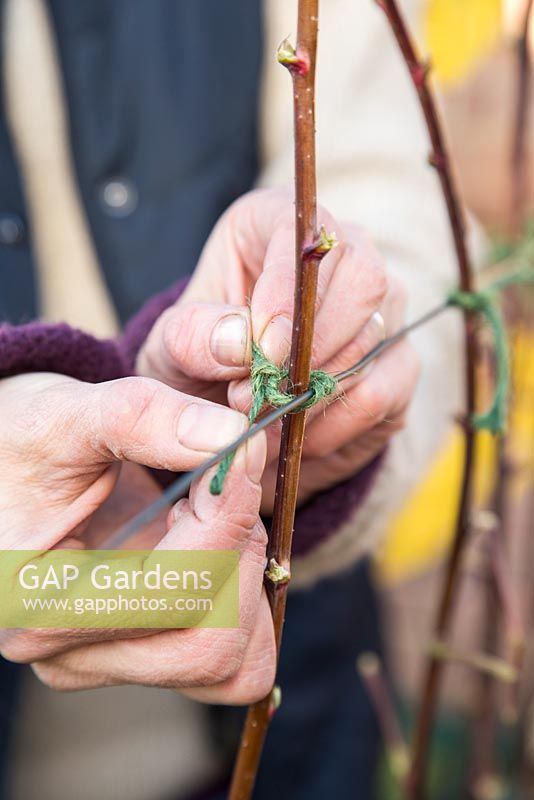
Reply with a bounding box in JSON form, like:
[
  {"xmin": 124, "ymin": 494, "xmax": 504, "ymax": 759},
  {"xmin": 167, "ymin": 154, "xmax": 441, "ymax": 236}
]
[
  {"xmin": 99, "ymin": 377, "xmax": 160, "ymax": 458},
  {"xmin": 136, "ymin": 314, "xmax": 168, "ymax": 377},
  {"xmin": 250, "ymin": 519, "xmax": 268, "ymax": 551},
  {"xmin": 162, "ymin": 306, "xmax": 198, "ymax": 372},
  {"xmin": 218, "ymin": 517, "xmax": 268, "ymax": 560},
  {"xmin": 216, "ymin": 510, "xmax": 260, "ymax": 539}
]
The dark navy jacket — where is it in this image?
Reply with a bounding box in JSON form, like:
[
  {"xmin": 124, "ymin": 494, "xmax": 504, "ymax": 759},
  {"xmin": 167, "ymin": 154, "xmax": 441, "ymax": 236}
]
[{"xmin": 0, "ymin": 2, "xmax": 381, "ymax": 797}]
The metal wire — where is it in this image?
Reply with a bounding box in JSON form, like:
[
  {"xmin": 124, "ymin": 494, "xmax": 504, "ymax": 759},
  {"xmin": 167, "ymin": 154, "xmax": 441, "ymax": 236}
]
[{"xmin": 104, "ymin": 300, "xmax": 450, "ymax": 548}]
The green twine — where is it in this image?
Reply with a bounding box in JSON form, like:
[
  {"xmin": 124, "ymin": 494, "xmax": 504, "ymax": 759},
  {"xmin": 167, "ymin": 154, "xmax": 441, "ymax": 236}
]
[
  {"xmin": 447, "ymin": 267, "xmax": 534, "ymax": 435},
  {"xmin": 447, "ymin": 289, "xmax": 509, "ymax": 434},
  {"xmin": 209, "ymin": 343, "xmax": 337, "ymax": 495}
]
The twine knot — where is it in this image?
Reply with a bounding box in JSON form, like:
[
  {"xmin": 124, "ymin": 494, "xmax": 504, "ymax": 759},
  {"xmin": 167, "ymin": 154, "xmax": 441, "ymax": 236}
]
[{"xmin": 210, "ymin": 343, "xmax": 337, "ymax": 495}]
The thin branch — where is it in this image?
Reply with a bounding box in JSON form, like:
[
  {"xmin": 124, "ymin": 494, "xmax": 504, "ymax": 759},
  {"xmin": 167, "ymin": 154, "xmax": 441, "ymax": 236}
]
[
  {"xmin": 375, "ymin": 0, "xmax": 471, "ymax": 289},
  {"xmin": 428, "ymin": 642, "xmax": 517, "ymax": 685},
  {"xmin": 468, "ymin": 553, "xmax": 501, "ymax": 800},
  {"xmin": 490, "ymin": 491, "xmax": 526, "ymax": 725},
  {"xmin": 468, "ymin": 444, "xmax": 505, "ymax": 797},
  {"xmin": 374, "ymin": 3, "xmax": 478, "ymax": 798},
  {"xmin": 228, "ymin": 4, "xmax": 324, "ymax": 797},
  {"xmin": 511, "ymin": 0, "xmax": 534, "ymax": 233},
  {"xmin": 357, "ymin": 653, "xmax": 410, "ymax": 787}
]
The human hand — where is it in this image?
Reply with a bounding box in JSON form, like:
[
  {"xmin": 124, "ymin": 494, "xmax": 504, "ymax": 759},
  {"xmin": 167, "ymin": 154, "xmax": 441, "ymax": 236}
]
[
  {"xmin": 138, "ymin": 189, "xmax": 420, "ymax": 511},
  {"xmin": 0, "ymin": 372, "xmax": 274, "ymax": 702}
]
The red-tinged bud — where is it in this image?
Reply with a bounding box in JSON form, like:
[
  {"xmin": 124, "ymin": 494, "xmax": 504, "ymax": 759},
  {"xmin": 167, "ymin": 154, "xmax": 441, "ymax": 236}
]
[
  {"xmin": 303, "ymin": 226, "xmax": 338, "ymax": 259},
  {"xmin": 410, "ymin": 60, "xmax": 431, "ymax": 88},
  {"xmin": 428, "ymin": 152, "xmax": 446, "ymax": 171},
  {"xmin": 276, "ymin": 38, "xmax": 310, "ymax": 76}
]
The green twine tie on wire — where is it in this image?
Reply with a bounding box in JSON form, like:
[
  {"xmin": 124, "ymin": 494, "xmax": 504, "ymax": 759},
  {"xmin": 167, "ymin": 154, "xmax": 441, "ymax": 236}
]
[
  {"xmin": 447, "ymin": 266, "xmax": 534, "ymax": 434},
  {"xmin": 447, "ymin": 288, "xmax": 509, "ymax": 434},
  {"xmin": 209, "ymin": 343, "xmax": 337, "ymax": 495}
]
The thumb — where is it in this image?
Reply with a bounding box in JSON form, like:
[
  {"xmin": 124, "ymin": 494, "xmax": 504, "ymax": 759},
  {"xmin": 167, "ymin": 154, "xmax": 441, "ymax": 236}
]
[
  {"xmin": 87, "ymin": 376, "xmax": 249, "ymax": 472},
  {"xmin": 137, "ymin": 302, "xmax": 252, "ymax": 393}
]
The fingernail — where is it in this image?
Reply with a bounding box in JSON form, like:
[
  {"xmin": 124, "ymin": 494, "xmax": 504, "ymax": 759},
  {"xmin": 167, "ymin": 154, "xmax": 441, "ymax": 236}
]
[
  {"xmin": 258, "ymin": 315, "xmax": 293, "ymax": 364},
  {"xmin": 233, "ymin": 433, "xmax": 265, "ymax": 485},
  {"xmin": 178, "ymin": 404, "xmax": 247, "ymax": 452},
  {"xmin": 244, "ymin": 436, "xmax": 266, "ymax": 485},
  {"xmin": 210, "ymin": 313, "xmax": 249, "ymax": 367},
  {"xmin": 370, "ymin": 311, "xmax": 386, "ymax": 340}
]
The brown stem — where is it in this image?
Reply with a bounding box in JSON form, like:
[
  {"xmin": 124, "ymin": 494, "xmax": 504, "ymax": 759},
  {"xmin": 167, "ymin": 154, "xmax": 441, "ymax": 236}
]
[
  {"xmin": 490, "ymin": 498, "xmax": 526, "ymax": 724},
  {"xmin": 468, "ymin": 443, "xmax": 505, "ymax": 797},
  {"xmin": 492, "ymin": 535, "xmax": 524, "ymax": 665},
  {"xmin": 468, "ymin": 564, "xmax": 500, "ymax": 800},
  {"xmin": 374, "ymin": 3, "xmax": 477, "ymax": 798},
  {"xmin": 228, "ymin": 3, "xmax": 325, "ymax": 797},
  {"xmin": 467, "ymin": 447, "xmax": 524, "ymax": 795},
  {"xmin": 511, "ymin": 0, "xmax": 534, "ymax": 234},
  {"xmin": 468, "ymin": 349, "xmax": 526, "ymax": 797},
  {"xmin": 493, "ymin": 344, "xmax": 528, "ymax": 726},
  {"xmin": 357, "ymin": 653, "xmax": 410, "ymax": 786},
  {"xmin": 428, "ymin": 642, "xmax": 517, "ymax": 685}
]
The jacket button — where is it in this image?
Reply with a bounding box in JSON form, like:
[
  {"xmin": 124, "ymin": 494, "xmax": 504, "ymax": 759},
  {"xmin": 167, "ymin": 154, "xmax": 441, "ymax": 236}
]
[
  {"xmin": 99, "ymin": 178, "xmax": 138, "ymax": 218},
  {"xmin": 0, "ymin": 214, "xmax": 26, "ymax": 245}
]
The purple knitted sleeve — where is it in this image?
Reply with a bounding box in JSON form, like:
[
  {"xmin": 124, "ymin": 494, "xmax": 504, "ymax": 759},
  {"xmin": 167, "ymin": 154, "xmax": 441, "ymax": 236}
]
[
  {"xmin": 0, "ymin": 322, "xmax": 128, "ymax": 383},
  {"xmin": 0, "ymin": 281, "xmax": 187, "ymax": 384}
]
